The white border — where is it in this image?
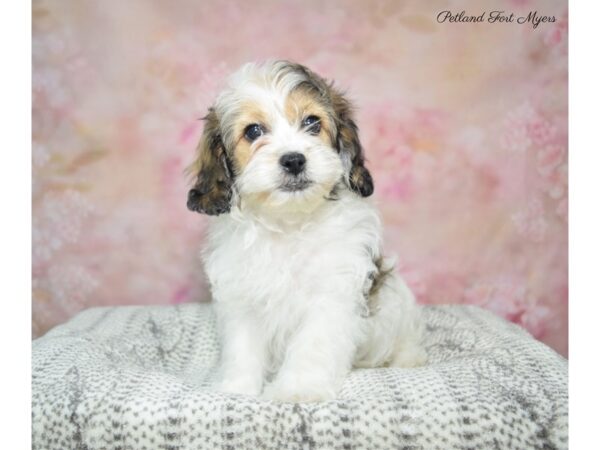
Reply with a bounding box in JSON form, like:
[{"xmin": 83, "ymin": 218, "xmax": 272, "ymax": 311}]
[
  {"xmin": 570, "ymin": 0, "xmax": 600, "ymax": 447},
  {"xmin": 0, "ymin": 0, "xmax": 32, "ymax": 446}
]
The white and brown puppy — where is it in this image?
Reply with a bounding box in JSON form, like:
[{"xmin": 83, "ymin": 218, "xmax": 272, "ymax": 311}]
[{"xmin": 187, "ymin": 60, "xmax": 426, "ymax": 402}]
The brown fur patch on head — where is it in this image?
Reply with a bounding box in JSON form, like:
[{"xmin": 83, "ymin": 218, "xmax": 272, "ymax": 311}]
[
  {"xmin": 229, "ymin": 102, "xmax": 270, "ymax": 171},
  {"xmin": 284, "ymin": 87, "xmax": 334, "ymax": 147},
  {"xmin": 284, "ymin": 62, "xmax": 374, "ymax": 197},
  {"xmin": 186, "ymin": 109, "xmax": 234, "ymax": 216}
]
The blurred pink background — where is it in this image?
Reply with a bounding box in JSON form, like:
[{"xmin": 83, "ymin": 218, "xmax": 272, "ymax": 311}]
[{"xmin": 32, "ymin": 0, "xmax": 568, "ymax": 356}]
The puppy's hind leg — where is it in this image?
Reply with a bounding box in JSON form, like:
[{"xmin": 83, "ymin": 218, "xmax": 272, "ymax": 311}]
[
  {"xmin": 356, "ymin": 272, "xmax": 427, "ymax": 369},
  {"xmin": 389, "ymin": 332, "xmax": 428, "ymax": 368}
]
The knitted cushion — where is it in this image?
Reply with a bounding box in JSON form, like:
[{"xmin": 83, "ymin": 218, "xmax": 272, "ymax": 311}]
[{"xmin": 32, "ymin": 303, "xmax": 568, "ymax": 449}]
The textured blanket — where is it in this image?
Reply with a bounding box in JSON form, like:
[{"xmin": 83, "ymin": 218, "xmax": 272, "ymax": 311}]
[{"xmin": 32, "ymin": 304, "xmax": 568, "ymax": 449}]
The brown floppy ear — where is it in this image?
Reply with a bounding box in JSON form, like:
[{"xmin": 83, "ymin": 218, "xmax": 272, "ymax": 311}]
[
  {"xmin": 186, "ymin": 108, "xmax": 234, "ymax": 215},
  {"xmin": 329, "ymin": 87, "xmax": 374, "ymax": 197}
]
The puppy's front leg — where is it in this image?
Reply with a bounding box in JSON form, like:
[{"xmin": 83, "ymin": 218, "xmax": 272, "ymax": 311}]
[
  {"xmin": 265, "ymin": 298, "xmax": 359, "ymax": 403},
  {"xmin": 218, "ymin": 313, "xmax": 266, "ymax": 397}
]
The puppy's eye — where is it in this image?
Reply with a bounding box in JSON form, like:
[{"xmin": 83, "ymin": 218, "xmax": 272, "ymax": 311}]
[
  {"xmin": 244, "ymin": 124, "xmax": 264, "ymax": 142},
  {"xmin": 302, "ymin": 115, "xmax": 321, "ymax": 135}
]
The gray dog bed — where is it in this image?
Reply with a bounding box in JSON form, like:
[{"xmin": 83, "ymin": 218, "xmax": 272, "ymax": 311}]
[{"xmin": 32, "ymin": 303, "xmax": 568, "ymax": 449}]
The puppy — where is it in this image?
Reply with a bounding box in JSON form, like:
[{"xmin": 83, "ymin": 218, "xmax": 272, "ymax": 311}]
[{"xmin": 187, "ymin": 60, "xmax": 426, "ymax": 402}]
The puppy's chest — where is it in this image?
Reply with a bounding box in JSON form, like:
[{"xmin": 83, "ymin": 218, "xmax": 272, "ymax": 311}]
[
  {"xmin": 206, "ymin": 220, "xmax": 371, "ymax": 303},
  {"xmin": 225, "ymin": 228, "xmax": 338, "ymax": 285}
]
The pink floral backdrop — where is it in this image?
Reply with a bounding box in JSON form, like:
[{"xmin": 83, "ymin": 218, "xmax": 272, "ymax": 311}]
[{"xmin": 32, "ymin": 0, "xmax": 568, "ymax": 356}]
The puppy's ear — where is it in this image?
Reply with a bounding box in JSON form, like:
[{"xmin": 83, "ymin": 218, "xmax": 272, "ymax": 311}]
[
  {"xmin": 186, "ymin": 108, "xmax": 233, "ymax": 215},
  {"xmin": 329, "ymin": 88, "xmax": 374, "ymax": 197}
]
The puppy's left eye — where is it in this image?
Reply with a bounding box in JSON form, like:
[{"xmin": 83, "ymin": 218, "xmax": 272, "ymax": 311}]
[{"xmin": 302, "ymin": 115, "xmax": 321, "ymax": 135}]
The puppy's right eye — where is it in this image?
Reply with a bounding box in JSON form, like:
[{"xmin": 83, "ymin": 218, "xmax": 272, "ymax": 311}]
[{"xmin": 244, "ymin": 124, "xmax": 264, "ymax": 142}]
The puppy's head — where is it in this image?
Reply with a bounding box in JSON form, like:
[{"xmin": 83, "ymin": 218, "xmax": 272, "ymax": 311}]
[{"xmin": 186, "ymin": 61, "xmax": 373, "ymax": 217}]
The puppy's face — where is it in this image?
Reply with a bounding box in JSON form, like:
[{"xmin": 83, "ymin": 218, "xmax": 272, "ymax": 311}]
[{"xmin": 187, "ymin": 61, "xmax": 373, "ymax": 217}]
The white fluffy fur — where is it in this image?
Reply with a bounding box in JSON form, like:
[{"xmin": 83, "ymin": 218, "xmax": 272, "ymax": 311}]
[{"xmin": 201, "ymin": 62, "xmax": 426, "ymax": 403}]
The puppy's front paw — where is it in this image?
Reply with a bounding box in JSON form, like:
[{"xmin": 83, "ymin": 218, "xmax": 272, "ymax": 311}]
[
  {"xmin": 263, "ymin": 379, "xmax": 336, "ymax": 403},
  {"xmin": 219, "ymin": 376, "xmax": 262, "ymax": 397}
]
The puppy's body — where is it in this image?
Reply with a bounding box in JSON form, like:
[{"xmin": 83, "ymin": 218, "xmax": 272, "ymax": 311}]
[{"xmin": 187, "ymin": 61, "xmax": 426, "ymax": 402}]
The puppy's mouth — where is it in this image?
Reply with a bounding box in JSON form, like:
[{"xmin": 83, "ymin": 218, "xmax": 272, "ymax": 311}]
[{"xmin": 279, "ymin": 178, "xmax": 313, "ymax": 192}]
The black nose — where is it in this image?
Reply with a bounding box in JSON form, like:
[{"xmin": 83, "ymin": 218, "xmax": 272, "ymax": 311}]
[{"xmin": 279, "ymin": 152, "xmax": 306, "ymax": 175}]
